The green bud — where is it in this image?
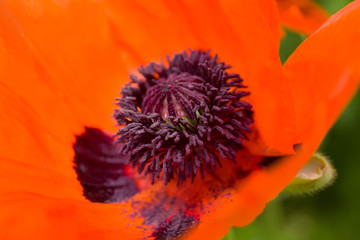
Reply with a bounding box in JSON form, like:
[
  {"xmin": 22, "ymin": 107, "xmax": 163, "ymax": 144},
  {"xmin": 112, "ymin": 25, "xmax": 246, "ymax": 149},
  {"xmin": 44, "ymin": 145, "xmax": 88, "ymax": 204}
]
[{"xmin": 282, "ymin": 153, "xmax": 337, "ymax": 195}]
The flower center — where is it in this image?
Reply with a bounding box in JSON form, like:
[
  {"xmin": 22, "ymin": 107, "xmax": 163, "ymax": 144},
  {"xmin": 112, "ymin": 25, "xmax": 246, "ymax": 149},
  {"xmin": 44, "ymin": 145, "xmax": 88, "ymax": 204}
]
[
  {"xmin": 114, "ymin": 50, "xmax": 253, "ymax": 185},
  {"xmin": 141, "ymin": 72, "xmax": 205, "ymax": 120}
]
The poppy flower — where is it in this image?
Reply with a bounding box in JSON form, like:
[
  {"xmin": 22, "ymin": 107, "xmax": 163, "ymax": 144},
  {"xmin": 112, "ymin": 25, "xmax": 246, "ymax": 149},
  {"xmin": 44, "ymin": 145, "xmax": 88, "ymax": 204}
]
[
  {"xmin": 277, "ymin": 0, "xmax": 330, "ymax": 35},
  {"xmin": 0, "ymin": 0, "xmax": 359, "ymax": 240}
]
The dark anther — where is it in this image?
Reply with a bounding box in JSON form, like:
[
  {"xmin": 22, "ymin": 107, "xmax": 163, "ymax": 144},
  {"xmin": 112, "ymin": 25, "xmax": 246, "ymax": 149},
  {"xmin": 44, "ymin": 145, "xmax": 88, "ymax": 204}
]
[{"xmin": 114, "ymin": 50, "xmax": 253, "ymax": 184}]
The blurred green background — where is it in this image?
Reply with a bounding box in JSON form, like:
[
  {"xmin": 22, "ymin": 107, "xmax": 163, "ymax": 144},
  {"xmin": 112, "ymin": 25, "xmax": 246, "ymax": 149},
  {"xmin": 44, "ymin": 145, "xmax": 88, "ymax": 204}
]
[{"xmin": 223, "ymin": 0, "xmax": 360, "ymax": 239}]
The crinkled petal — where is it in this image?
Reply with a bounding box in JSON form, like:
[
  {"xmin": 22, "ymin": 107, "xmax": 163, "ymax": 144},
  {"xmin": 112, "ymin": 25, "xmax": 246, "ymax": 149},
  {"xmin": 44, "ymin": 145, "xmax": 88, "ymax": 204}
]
[
  {"xmin": 0, "ymin": 0, "xmax": 127, "ymax": 178},
  {"xmin": 0, "ymin": 0, "xmax": 294, "ymax": 168}
]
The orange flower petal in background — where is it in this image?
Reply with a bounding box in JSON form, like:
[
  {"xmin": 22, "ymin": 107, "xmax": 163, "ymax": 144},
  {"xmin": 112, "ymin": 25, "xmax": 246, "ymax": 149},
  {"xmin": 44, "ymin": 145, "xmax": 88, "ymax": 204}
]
[
  {"xmin": 277, "ymin": 0, "xmax": 330, "ymax": 35},
  {"xmin": 0, "ymin": 0, "xmax": 359, "ymax": 240}
]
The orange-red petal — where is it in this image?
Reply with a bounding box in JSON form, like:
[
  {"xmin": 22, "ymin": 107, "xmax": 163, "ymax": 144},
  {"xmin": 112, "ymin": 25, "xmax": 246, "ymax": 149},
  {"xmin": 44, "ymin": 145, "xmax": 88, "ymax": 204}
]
[
  {"xmin": 0, "ymin": 0, "xmax": 291, "ymax": 239},
  {"xmin": 277, "ymin": 0, "xmax": 329, "ymax": 35},
  {"xmin": 284, "ymin": 0, "xmax": 360, "ymax": 146},
  {"xmin": 3, "ymin": 0, "xmax": 355, "ymax": 240},
  {"xmin": 190, "ymin": 2, "xmax": 360, "ymax": 238},
  {"xmin": 105, "ymin": 0, "xmax": 296, "ymax": 154},
  {"xmin": 216, "ymin": 0, "xmax": 296, "ymax": 154}
]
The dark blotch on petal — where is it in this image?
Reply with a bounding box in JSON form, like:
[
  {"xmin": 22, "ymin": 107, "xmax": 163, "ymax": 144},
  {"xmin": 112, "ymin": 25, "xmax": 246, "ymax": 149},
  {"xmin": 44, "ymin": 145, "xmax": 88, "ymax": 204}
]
[
  {"xmin": 73, "ymin": 127, "xmax": 138, "ymax": 203},
  {"xmin": 151, "ymin": 212, "xmax": 199, "ymax": 240}
]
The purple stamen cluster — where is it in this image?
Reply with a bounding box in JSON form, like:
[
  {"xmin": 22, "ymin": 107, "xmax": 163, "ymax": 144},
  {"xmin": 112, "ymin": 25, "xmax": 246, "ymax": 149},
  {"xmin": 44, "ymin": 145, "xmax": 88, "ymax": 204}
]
[{"xmin": 114, "ymin": 50, "xmax": 253, "ymax": 185}]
